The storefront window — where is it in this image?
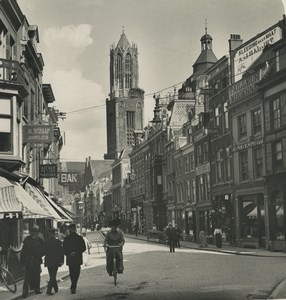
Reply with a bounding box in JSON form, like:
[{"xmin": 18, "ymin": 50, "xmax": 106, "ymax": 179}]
[{"xmin": 240, "ymin": 201, "xmax": 258, "ymax": 239}]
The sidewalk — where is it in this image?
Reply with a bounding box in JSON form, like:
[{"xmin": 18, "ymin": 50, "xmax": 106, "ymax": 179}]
[{"xmin": 126, "ymin": 233, "xmax": 286, "ymax": 258}]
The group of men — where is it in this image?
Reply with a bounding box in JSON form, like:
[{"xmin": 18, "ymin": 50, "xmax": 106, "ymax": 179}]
[{"xmin": 20, "ymin": 223, "xmax": 86, "ymax": 298}]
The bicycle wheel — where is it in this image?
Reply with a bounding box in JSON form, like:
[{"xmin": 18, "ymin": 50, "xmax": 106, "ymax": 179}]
[{"xmin": 1, "ymin": 267, "xmax": 17, "ymax": 293}]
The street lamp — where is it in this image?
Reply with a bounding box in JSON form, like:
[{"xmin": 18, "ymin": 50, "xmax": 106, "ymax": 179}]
[{"xmin": 78, "ymin": 200, "xmax": 84, "ymax": 234}]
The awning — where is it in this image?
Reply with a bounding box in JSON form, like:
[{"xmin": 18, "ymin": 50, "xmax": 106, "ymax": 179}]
[
  {"xmin": 13, "ymin": 182, "xmax": 53, "ymax": 219},
  {"xmin": 26, "ymin": 183, "xmax": 63, "ymax": 221},
  {"xmin": 0, "ymin": 177, "xmax": 22, "ymax": 219},
  {"xmin": 44, "ymin": 195, "xmax": 72, "ymax": 222}
]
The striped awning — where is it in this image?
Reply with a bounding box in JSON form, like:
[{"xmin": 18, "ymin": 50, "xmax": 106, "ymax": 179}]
[
  {"xmin": 0, "ymin": 177, "xmax": 22, "ymax": 219},
  {"xmin": 26, "ymin": 183, "xmax": 65, "ymax": 221},
  {"xmin": 44, "ymin": 195, "xmax": 73, "ymax": 222}
]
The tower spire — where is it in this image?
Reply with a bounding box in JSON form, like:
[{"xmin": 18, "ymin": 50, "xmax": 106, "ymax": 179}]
[
  {"xmin": 205, "ymin": 18, "xmax": 208, "ymax": 35},
  {"xmin": 122, "ymin": 25, "xmax": 125, "ymax": 34}
]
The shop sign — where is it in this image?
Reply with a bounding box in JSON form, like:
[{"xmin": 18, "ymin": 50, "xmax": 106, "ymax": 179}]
[
  {"xmin": 59, "ymin": 172, "xmax": 79, "ymax": 184},
  {"xmin": 39, "ymin": 164, "xmax": 57, "ymax": 178},
  {"xmin": 229, "ymin": 71, "xmax": 260, "ymax": 104},
  {"xmin": 234, "ymin": 25, "xmax": 282, "ymax": 81},
  {"xmin": 233, "ymin": 138, "xmax": 263, "ymax": 152},
  {"xmin": 23, "ymin": 125, "xmax": 54, "ymax": 145}
]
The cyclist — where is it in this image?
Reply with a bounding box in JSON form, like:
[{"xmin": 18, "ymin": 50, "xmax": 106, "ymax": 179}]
[{"xmin": 103, "ymin": 219, "xmax": 125, "ymax": 276}]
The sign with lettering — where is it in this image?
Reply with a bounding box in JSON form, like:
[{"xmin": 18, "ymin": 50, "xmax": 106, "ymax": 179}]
[
  {"xmin": 23, "ymin": 125, "xmax": 54, "ymax": 145},
  {"xmin": 233, "ymin": 138, "xmax": 263, "ymax": 152},
  {"xmin": 59, "ymin": 172, "xmax": 81, "ymax": 185},
  {"xmin": 234, "ymin": 26, "xmax": 282, "ymax": 81},
  {"xmin": 39, "ymin": 164, "xmax": 57, "ymax": 178},
  {"xmin": 229, "ymin": 72, "xmax": 260, "ymax": 104}
]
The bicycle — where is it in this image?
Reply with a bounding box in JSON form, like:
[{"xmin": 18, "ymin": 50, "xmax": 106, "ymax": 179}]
[
  {"xmin": 0, "ymin": 247, "xmax": 17, "ymax": 293},
  {"xmin": 105, "ymin": 244, "xmax": 123, "ymax": 286}
]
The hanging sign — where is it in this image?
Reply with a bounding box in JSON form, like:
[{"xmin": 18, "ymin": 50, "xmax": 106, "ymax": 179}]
[
  {"xmin": 23, "ymin": 125, "xmax": 54, "ymax": 144},
  {"xmin": 39, "ymin": 164, "xmax": 58, "ymax": 178}
]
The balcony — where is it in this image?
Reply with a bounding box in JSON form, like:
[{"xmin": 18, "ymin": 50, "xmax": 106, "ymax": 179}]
[{"xmin": 0, "ymin": 58, "xmax": 29, "ymax": 98}]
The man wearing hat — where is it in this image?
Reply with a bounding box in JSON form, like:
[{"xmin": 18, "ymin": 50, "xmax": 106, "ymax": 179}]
[
  {"xmin": 44, "ymin": 228, "xmax": 64, "ymax": 295},
  {"xmin": 20, "ymin": 224, "xmax": 44, "ymax": 298},
  {"xmin": 166, "ymin": 223, "xmax": 177, "ymax": 253},
  {"xmin": 63, "ymin": 224, "xmax": 86, "ymax": 294},
  {"xmin": 103, "ymin": 219, "xmax": 125, "ymax": 276}
]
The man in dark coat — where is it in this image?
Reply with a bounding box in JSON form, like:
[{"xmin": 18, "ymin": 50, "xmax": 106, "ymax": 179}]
[
  {"xmin": 166, "ymin": 223, "xmax": 177, "ymax": 253},
  {"xmin": 63, "ymin": 224, "xmax": 86, "ymax": 294},
  {"xmin": 44, "ymin": 228, "xmax": 64, "ymax": 295},
  {"xmin": 20, "ymin": 224, "xmax": 44, "ymax": 298},
  {"xmin": 174, "ymin": 224, "xmax": 182, "ymax": 248}
]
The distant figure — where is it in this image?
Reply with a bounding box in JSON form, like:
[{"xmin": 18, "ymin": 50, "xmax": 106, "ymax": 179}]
[
  {"xmin": 166, "ymin": 223, "xmax": 177, "ymax": 253},
  {"xmin": 199, "ymin": 230, "xmax": 207, "ymax": 248},
  {"xmin": 82, "ymin": 232, "xmax": 92, "ymax": 265},
  {"xmin": 63, "ymin": 224, "xmax": 86, "ymax": 294},
  {"xmin": 174, "ymin": 224, "xmax": 182, "ymax": 248},
  {"xmin": 134, "ymin": 222, "xmax": 139, "ymax": 237},
  {"xmin": 44, "ymin": 228, "xmax": 64, "ymax": 295},
  {"xmin": 20, "ymin": 225, "xmax": 44, "ymax": 298},
  {"xmin": 214, "ymin": 228, "xmax": 223, "ymax": 248}
]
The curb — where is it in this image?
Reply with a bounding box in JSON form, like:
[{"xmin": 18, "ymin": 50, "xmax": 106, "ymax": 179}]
[
  {"xmin": 126, "ymin": 235, "xmax": 286, "ymax": 258},
  {"xmin": 268, "ymin": 278, "xmax": 286, "ymax": 299}
]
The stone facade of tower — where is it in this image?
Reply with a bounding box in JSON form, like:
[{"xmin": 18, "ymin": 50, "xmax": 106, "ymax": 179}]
[{"xmin": 105, "ymin": 32, "xmax": 144, "ymax": 160}]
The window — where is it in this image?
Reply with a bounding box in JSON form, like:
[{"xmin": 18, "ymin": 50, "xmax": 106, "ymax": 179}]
[
  {"xmin": 186, "ymin": 181, "xmax": 190, "ymax": 202},
  {"xmin": 272, "ymin": 98, "xmax": 281, "ymax": 130},
  {"xmin": 0, "ymin": 98, "xmax": 12, "ymax": 152},
  {"xmin": 215, "ymin": 107, "xmax": 220, "ymax": 127},
  {"xmin": 276, "ymin": 50, "xmax": 280, "ymax": 72},
  {"xmin": 197, "ymin": 146, "xmax": 202, "ymax": 164},
  {"xmin": 205, "ymin": 174, "xmax": 210, "ymax": 201},
  {"xmin": 223, "ymin": 102, "xmax": 229, "ymax": 132},
  {"xmin": 238, "ymin": 114, "xmax": 247, "ymax": 139},
  {"xmin": 125, "ymin": 53, "xmax": 132, "ymax": 89},
  {"xmin": 197, "ymin": 176, "xmax": 204, "ymax": 202},
  {"xmin": 126, "ymin": 111, "xmax": 135, "ymax": 145},
  {"xmin": 185, "ymin": 156, "xmax": 189, "ymax": 173},
  {"xmin": 273, "ymin": 141, "xmax": 283, "ymax": 171},
  {"xmin": 253, "ymin": 147, "xmax": 263, "ymax": 178},
  {"xmin": 190, "ymin": 152, "xmax": 194, "ymax": 170},
  {"xmin": 116, "ymin": 54, "xmax": 123, "ymax": 89},
  {"xmin": 203, "ymin": 142, "xmax": 209, "ymax": 162},
  {"xmin": 216, "ymin": 151, "xmax": 222, "ymax": 183},
  {"xmin": 191, "ymin": 179, "xmax": 196, "ymax": 203},
  {"xmin": 225, "ymin": 147, "xmax": 231, "ymax": 181},
  {"xmin": 239, "ymin": 150, "xmax": 249, "ymax": 181},
  {"xmin": 252, "ymin": 108, "xmax": 261, "ymax": 135}
]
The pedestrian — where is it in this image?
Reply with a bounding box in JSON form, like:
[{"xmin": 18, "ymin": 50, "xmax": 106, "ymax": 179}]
[
  {"xmin": 214, "ymin": 228, "xmax": 223, "ymax": 248},
  {"xmin": 20, "ymin": 224, "xmax": 44, "ymax": 298},
  {"xmin": 166, "ymin": 223, "xmax": 177, "ymax": 253},
  {"xmin": 82, "ymin": 232, "xmax": 92, "ymax": 266},
  {"xmin": 104, "ymin": 219, "xmax": 125, "ymax": 276},
  {"xmin": 63, "ymin": 224, "xmax": 86, "ymax": 294},
  {"xmin": 199, "ymin": 230, "xmax": 207, "ymax": 248},
  {"xmin": 43, "ymin": 228, "xmax": 64, "ymax": 295},
  {"xmin": 134, "ymin": 222, "xmax": 139, "ymax": 237},
  {"xmin": 174, "ymin": 224, "xmax": 182, "ymax": 248}
]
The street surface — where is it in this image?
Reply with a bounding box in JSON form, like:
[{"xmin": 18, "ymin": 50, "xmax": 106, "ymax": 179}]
[{"xmin": 8, "ymin": 233, "xmax": 286, "ymax": 300}]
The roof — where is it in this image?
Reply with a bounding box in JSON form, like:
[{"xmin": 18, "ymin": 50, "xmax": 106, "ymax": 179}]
[
  {"xmin": 98, "ymin": 169, "xmax": 112, "ymax": 180},
  {"xmin": 200, "ymin": 33, "xmax": 213, "ymax": 42},
  {"xmin": 62, "ymin": 162, "xmax": 85, "ymax": 173},
  {"xmin": 116, "ymin": 32, "xmax": 131, "ymax": 50},
  {"xmin": 193, "ymin": 49, "xmax": 217, "ymax": 66},
  {"xmin": 90, "ymin": 160, "xmax": 113, "ymax": 181},
  {"xmin": 42, "ymin": 84, "xmax": 55, "ymax": 103}
]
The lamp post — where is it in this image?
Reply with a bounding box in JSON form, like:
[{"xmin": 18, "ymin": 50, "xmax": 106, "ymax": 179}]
[{"xmin": 78, "ymin": 200, "xmax": 84, "ymax": 234}]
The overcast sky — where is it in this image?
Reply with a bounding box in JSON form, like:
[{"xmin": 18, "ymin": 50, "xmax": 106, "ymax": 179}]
[{"xmin": 18, "ymin": 0, "xmax": 284, "ymax": 161}]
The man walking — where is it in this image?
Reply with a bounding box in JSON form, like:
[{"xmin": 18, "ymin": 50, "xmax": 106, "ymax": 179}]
[
  {"xmin": 20, "ymin": 225, "xmax": 44, "ymax": 298},
  {"xmin": 166, "ymin": 223, "xmax": 177, "ymax": 253},
  {"xmin": 174, "ymin": 224, "xmax": 182, "ymax": 248},
  {"xmin": 44, "ymin": 228, "xmax": 64, "ymax": 295},
  {"xmin": 63, "ymin": 224, "xmax": 86, "ymax": 294}
]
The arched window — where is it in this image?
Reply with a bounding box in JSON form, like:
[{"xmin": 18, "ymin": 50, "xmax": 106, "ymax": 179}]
[
  {"xmin": 116, "ymin": 54, "xmax": 123, "ymax": 89},
  {"xmin": 125, "ymin": 53, "xmax": 132, "ymax": 89}
]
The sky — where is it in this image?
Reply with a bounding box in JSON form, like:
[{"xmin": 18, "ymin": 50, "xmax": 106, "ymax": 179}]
[{"xmin": 17, "ymin": 0, "xmax": 285, "ymax": 161}]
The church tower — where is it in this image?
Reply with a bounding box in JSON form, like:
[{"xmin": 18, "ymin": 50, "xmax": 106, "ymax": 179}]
[{"xmin": 105, "ymin": 31, "xmax": 144, "ymax": 160}]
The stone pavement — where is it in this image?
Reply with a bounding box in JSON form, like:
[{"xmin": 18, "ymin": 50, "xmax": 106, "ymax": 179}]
[{"xmin": 1, "ymin": 233, "xmax": 286, "ymax": 300}]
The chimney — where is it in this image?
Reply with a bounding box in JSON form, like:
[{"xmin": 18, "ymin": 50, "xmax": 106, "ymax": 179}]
[{"xmin": 228, "ymin": 34, "xmax": 243, "ymax": 53}]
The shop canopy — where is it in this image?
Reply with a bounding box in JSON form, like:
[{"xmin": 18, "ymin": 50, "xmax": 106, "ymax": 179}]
[
  {"xmin": 26, "ymin": 183, "xmax": 66, "ymax": 222},
  {"xmin": 0, "ymin": 177, "xmax": 22, "ymax": 219},
  {"xmin": 44, "ymin": 195, "xmax": 72, "ymax": 222}
]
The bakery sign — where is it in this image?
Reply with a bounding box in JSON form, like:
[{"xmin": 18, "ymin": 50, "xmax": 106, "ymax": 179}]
[
  {"xmin": 234, "ymin": 25, "xmax": 282, "ymax": 82},
  {"xmin": 23, "ymin": 125, "xmax": 54, "ymax": 145},
  {"xmin": 233, "ymin": 138, "xmax": 263, "ymax": 152}
]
